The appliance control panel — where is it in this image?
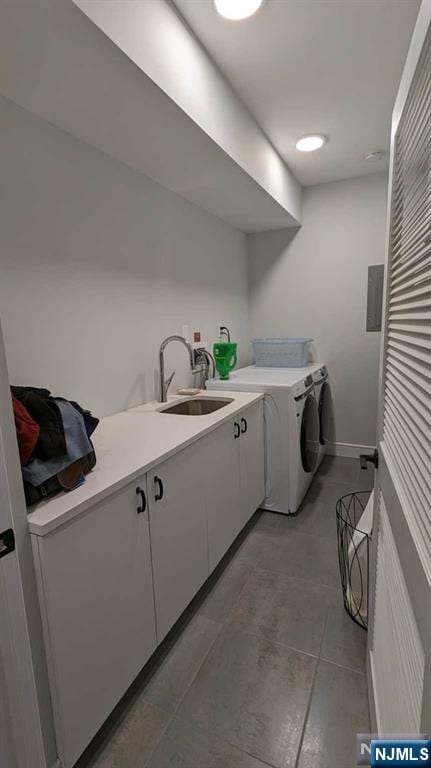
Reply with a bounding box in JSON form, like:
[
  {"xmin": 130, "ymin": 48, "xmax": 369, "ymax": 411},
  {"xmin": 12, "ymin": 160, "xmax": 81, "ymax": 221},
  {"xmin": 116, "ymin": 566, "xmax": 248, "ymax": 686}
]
[
  {"xmin": 293, "ymin": 374, "xmax": 314, "ymax": 399},
  {"xmin": 312, "ymin": 366, "xmax": 328, "ymax": 383}
]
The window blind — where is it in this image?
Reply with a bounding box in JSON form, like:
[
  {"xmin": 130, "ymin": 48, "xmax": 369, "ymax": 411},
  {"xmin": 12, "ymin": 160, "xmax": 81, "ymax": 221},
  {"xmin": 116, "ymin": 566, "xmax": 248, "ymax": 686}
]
[
  {"xmin": 383, "ymin": 30, "xmax": 431, "ymax": 575},
  {"xmin": 372, "ymin": 494, "xmax": 424, "ymax": 733}
]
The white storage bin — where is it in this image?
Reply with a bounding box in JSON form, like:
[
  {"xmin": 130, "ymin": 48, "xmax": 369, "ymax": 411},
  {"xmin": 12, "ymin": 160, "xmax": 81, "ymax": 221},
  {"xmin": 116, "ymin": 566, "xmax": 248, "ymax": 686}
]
[{"xmin": 252, "ymin": 338, "xmax": 312, "ymax": 367}]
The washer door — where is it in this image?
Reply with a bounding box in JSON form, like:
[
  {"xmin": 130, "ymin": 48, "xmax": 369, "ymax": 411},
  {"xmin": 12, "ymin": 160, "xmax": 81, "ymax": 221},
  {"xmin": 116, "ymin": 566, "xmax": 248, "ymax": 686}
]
[
  {"xmin": 300, "ymin": 394, "xmax": 319, "ymax": 473},
  {"xmin": 318, "ymin": 381, "xmax": 331, "ymax": 446}
]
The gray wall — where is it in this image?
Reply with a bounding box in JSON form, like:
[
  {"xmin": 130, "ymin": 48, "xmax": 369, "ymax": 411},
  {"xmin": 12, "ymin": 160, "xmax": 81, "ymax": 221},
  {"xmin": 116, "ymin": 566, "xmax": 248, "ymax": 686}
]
[
  {"xmin": 0, "ymin": 97, "xmax": 250, "ymax": 418},
  {"xmin": 248, "ymin": 174, "xmax": 388, "ymax": 449}
]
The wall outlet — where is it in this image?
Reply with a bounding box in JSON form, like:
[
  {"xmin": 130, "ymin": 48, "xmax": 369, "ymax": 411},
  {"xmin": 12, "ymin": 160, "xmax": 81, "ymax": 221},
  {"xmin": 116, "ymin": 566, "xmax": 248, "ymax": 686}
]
[{"xmin": 216, "ymin": 323, "xmax": 231, "ymax": 341}]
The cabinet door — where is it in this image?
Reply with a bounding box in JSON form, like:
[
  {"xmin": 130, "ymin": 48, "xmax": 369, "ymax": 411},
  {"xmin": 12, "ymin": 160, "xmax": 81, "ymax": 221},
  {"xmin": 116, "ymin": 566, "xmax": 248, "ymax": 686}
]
[
  {"xmin": 35, "ymin": 480, "xmax": 157, "ymax": 768},
  {"xmin": 239, "ymin": 400, "xmax": 265, "ymax": 527},
  {"xmin": 148, "ymin": 440, "xmax": 209, "ymax": 642},
  {"xmin": 203, "ymin": 418, "xmax": 241, "ymax": 572}
]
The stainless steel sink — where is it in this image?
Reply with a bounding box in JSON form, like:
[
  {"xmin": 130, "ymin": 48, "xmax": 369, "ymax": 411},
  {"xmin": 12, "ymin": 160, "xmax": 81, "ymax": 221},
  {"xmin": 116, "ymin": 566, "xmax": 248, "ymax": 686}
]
[{"xmin": 159, "ymin": 397, "xmax": 233, "ymax": 416}]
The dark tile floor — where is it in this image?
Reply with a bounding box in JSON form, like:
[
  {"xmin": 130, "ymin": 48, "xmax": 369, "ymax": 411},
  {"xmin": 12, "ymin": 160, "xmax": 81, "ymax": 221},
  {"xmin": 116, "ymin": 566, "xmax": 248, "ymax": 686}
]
[{"xmin": 82, "ymin": 456, "xmax": 373, "ymax": 768}]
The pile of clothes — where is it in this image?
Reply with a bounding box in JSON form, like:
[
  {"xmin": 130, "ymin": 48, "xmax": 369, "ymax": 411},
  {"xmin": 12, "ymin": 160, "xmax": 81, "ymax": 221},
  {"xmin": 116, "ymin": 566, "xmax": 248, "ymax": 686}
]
[{"xmin": 11, "ymin": 386, "xmax": 99, "ymax": 506}]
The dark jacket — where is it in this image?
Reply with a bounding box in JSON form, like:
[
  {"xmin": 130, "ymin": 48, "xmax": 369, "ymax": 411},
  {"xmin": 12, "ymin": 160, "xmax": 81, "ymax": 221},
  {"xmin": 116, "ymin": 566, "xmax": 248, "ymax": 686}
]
[{"xmin": 11, "ymin": 386, "xmax": 66, "ymax": 460}]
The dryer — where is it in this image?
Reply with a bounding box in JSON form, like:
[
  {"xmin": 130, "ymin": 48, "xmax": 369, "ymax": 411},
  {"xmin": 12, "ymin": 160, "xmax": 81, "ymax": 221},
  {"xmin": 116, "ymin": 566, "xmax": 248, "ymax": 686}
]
[
  {"xmin": 296, "ymin": 363, "xmax": 331, "ymax": 469},
  {"xmin": 207, "ymin": 366, "xmax": 320, "ymax": 514},
  {"xmin": 311, "ymin": 365, "xmax": 331, "ymax": 468}
]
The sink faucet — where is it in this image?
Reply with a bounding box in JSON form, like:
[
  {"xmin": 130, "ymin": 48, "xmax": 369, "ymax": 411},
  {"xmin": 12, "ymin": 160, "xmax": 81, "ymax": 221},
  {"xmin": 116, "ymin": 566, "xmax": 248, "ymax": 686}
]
[
  {"xmin": 158, "ymin": 335, "xmax": 203, "ymax": 402},
  {"xmin": 194, "ymin": 348, "xmax": 216, "ymax": 389}
]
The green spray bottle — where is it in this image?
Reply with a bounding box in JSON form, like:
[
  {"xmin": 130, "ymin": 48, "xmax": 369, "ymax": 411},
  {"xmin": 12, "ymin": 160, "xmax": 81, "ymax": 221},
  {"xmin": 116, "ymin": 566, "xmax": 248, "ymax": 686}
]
[{"xmin": 213, "ymin": 326, "xmax": 237, "ymax": 380}]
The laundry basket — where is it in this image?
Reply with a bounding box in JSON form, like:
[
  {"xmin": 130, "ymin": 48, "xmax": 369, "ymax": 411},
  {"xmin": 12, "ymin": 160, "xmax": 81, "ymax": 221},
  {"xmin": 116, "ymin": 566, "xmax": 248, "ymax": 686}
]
[
  {"xmin": 252, "ymin": 338, "xmax": 313, "ymax": 367},
  {"xmin": 336, "ymin": 491, "xmax": 373, "ymax": 630}
]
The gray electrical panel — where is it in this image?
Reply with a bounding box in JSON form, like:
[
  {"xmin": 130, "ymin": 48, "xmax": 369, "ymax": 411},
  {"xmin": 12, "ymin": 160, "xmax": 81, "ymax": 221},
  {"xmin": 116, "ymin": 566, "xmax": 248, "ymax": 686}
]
[{"xmin": 367, "ymin": 265, "xmax": 384, "ymax": 332}]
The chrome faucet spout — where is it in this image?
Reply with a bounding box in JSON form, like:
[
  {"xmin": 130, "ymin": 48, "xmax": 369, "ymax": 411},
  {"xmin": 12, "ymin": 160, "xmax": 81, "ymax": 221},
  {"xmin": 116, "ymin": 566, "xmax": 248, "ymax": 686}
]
[{"xmin": 158, "ymin": 335, "xmax": 204, "ymax": 402}]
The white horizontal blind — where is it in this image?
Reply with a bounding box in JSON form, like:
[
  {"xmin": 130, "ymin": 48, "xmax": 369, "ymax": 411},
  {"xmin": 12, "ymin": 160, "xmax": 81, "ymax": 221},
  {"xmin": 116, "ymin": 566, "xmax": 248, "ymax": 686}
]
[
  {"xmin": 372, "ymin": 494, "xmax": 424, "ymax": 733},
  {"xmin": 383, "ymin": 30, "xmax": 431, "ymax": 576}
]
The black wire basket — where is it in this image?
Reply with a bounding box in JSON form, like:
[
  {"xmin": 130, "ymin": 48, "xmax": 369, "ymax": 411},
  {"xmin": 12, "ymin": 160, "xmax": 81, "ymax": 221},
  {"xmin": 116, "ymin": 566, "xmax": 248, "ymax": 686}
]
[{"xmin": 336, "ymin": 491, "xmax": 373, "ymax": 630}]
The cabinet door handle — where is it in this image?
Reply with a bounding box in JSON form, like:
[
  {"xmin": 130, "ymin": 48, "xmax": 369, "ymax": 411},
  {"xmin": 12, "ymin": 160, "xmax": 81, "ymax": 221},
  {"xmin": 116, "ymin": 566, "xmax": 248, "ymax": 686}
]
[
  {"xmin": 234, "ymin": 422, "xmax": 240, "ymax": 439},
  {"xmin": 154, "ymin": 476, "xmax": 164, "ymax": 501},
  {"xmin": 241, "ymin": 417, "xmax": 248, "ymax": 434},
  {"xmin": 136, "ymin": 486, "xmax": 147, "ymax": 514}
]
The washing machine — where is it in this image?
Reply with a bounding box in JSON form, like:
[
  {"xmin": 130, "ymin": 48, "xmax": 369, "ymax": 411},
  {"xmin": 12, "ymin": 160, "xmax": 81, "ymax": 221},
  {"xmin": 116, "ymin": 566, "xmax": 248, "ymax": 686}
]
[{"xmin": 207, "ymin": 366, "xmax": 320, "ymax": 514}]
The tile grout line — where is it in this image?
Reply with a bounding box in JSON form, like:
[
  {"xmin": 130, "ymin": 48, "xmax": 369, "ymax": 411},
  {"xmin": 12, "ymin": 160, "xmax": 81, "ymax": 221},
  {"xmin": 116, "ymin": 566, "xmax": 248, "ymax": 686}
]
[
  {"xmin": 165, "ymin": 615, "xmax": 362, "ymax": 765},
  {"xmin": 227, "ymin": 616, "xmax": 367, "ymax": 676},
  {"xmin": 142, "ymin": 617, "xmax": 223, "ymax": 768},
  {"xmin": 223, "ymin": 616, "xmax": 367, "ymax": 676},
  {"xmin": 141, "ymin": 534, "xmax": 265, "ymax": 766},
  {"xmin": 199, "ymin": 556, "xmax": 259, "ymax": 628},
  {"xmin": 290, "ymin": 587, "xmax": 368, "ymax": 768},
  {"xmin": 173, "ymin": 712, "xmax": 282, "ymax": 768},
  {"xmin": 223, "ymin": 621, "xmax": 321, "ymax": 662},
  {"xmin": 292, "ymin": 655, "xmax": 320, "ymax": 768},
  {"xmin": 144, "ymin": 463, "xmax": 365, "ymax": 767},
  {"xmin": 292, "ymin": 602, "xmax": 330, "ymax": 768},
  {"xmin": 162, "ymin": 619, "xmax": 223, "ymax": 712},
  {"xmin": 225, "ymin": 570, "xmax": 368, "ymax": 675},
  {"xmin": 221, "ymin": 556, "xmax": 261, "ymax": 625},
  {"xmin": 139, "ymin": 625, "xmax": 338, "ymax": 768},
  {"xmin": 237, "ymin": 745, "xmax": 284, "ymax": 768},
  {"xmin": 319, "ymin": 654, "xmax": 367, "ymax": 677},
  {"xmin": 141, "ymin": 703, "xmax": 175, "ymax": 768},
  {"xmin": 152, "ymin": 555, "xmax": 284, "ymax": 768}
]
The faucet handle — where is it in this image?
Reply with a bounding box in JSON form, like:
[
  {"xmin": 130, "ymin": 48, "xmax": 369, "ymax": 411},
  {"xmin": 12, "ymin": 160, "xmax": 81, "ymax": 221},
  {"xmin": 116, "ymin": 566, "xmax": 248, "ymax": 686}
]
[
  {"xmin": 192, "ymin": 349, "xmax": 207, "ymax": 373},
  {"xmin": 165, "ymin": 370, "xmax": 175, "ymax": 393},
  {"xmin": 192, "ymin": 362, "xmax": 206, "ymax": 375}
]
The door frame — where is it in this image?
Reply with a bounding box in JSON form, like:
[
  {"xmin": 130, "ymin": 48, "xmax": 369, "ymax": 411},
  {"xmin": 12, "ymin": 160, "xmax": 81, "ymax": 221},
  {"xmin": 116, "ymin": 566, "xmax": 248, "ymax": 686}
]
[
  {"xmin": 367, "ymin": 0, "xmax": 431, "ymax": 731},
  {"xmin": 0, "ymin": 320, "xmax": 48, "ymax": 768}
]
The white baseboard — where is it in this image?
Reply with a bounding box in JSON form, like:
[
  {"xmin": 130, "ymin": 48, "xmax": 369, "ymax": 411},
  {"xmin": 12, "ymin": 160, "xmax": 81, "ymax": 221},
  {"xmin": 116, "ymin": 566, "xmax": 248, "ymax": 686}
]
[{"xmin": 327, "ymin": 442, "xmax": 375, "ymax": 459}]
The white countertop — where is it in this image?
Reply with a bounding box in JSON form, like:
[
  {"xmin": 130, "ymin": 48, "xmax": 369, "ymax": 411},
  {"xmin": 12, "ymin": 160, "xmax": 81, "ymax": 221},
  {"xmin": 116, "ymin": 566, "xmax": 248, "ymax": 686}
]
[{"xmin": 27, "ymin": 390, "xmax": 263, "ymax": 536}]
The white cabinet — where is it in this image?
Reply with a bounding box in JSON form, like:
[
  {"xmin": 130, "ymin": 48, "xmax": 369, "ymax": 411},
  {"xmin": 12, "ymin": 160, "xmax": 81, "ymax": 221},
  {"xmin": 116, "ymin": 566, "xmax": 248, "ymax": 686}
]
[
  {"xmin": 31, "ymin": 398, "xmax": 265, "ymax": 767},
  {"xmin": 238, "ymin": 400, "xmax": 265, "ymax": 528},
  {"xmin": 204, "ymin": 400, "xmax": 265, "ymax": 571},
  {"xmin": 32, "ymin": 480, "xmax": 157, "ymax": 768},
  {"xmin": 147, "ymin": 401, "xmax": 264, "ymax": 636},
  {"xmin": 148, "ymin": 439, "xmax": 209, "ymax": 642},
  {"xmin": 203, "ymin": 417, "xmax": 241, "ymax": 571}
]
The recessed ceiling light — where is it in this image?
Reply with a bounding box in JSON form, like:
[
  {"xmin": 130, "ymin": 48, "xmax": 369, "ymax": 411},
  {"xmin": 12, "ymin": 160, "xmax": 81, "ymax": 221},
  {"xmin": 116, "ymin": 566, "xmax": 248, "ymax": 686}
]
[
  {"xmin": 214, "ymin": 0, "xmax": 263, "ymax": 21},
  {"xmin": 296, "ymin": 134, "xmax": 327, "ymax": 152}
]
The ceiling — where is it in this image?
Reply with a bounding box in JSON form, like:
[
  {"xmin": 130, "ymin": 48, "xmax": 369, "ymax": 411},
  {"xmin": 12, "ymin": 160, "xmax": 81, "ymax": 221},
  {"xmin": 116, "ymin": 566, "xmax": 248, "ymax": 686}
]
[
  {"xmin": 174, "ymin": 0, "xmax": 420, "ymax": 186},
  {"xmin": 0, "ymin": 0, "xmax": 299, "ymax": 232}
]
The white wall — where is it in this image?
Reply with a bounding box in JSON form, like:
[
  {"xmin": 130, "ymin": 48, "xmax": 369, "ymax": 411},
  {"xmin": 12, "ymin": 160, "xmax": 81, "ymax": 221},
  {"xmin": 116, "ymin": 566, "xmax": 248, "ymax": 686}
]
[
  {"xmin": 0, "ymin": 97, "xmax": 250, "ymax": 418},
  {"xmin": 73, "ymin": 0, "xmax": 302, "ymax": 224},
  {"xmin": 0, "ymin": 0, "xmax": 300, "ymax": 233},
  {"xmin": 248, "ymin": 173, "xmax": 388, "ymax": 449}
]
